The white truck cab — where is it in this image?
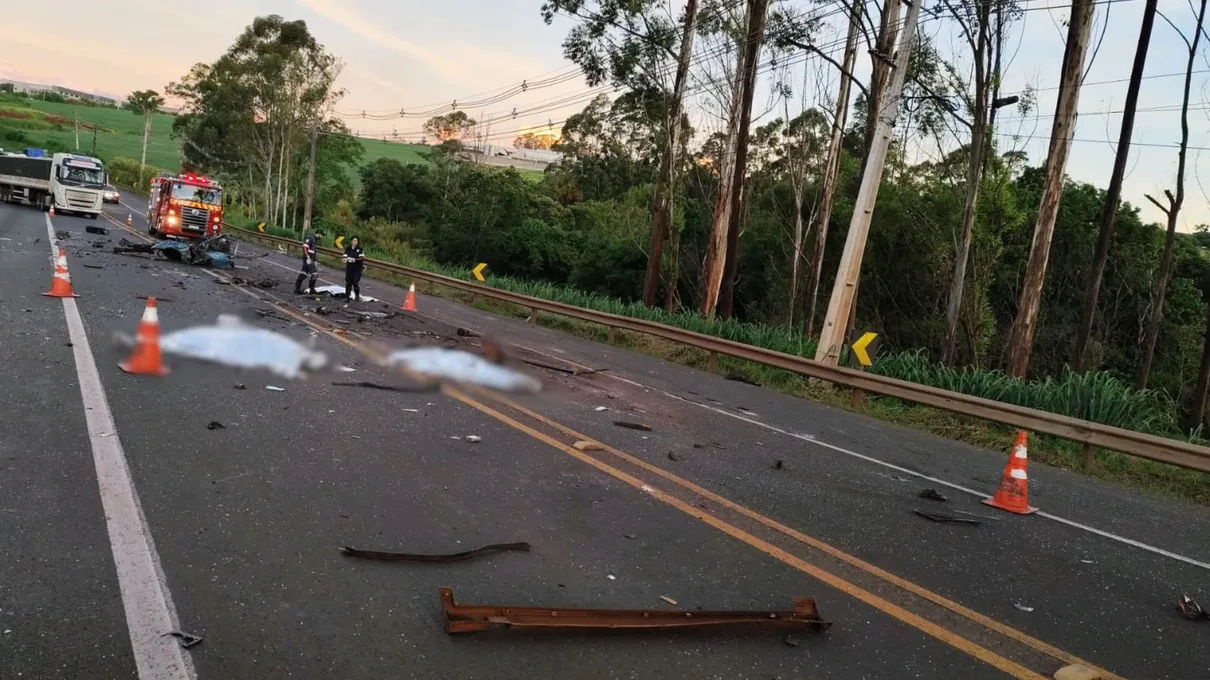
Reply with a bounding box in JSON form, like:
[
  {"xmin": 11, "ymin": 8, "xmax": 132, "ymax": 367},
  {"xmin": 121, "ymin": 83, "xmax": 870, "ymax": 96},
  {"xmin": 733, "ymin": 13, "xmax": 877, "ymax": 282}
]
[{"xmin": 50, "ymin": 153, "xmax": 106, "ymax": 218}]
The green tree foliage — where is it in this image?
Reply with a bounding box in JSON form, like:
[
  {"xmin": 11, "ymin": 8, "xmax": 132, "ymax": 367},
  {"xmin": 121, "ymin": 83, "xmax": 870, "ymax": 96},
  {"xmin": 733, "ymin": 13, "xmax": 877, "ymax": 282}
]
[{"xmin": 422, "ymin": 112, "xmax": 475, "ymax": 142}]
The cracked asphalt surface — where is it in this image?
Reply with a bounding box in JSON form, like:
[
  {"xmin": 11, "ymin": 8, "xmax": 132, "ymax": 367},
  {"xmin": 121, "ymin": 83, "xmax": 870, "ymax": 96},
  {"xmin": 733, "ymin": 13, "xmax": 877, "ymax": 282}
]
[{"xmin": 0, "ymin": 199, "xmax": 1205, "ymax": 679}]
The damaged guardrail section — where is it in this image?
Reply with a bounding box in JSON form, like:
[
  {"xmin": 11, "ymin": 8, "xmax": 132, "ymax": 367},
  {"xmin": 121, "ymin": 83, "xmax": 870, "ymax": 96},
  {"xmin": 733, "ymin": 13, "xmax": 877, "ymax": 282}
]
[{"xmin": 229, "ymin": 225, "xmax": 1210, "ymax": 475}]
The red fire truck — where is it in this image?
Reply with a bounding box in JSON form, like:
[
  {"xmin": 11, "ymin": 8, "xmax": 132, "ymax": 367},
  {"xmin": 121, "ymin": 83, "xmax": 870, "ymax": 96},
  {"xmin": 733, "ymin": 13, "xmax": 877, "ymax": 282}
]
[{"xmin": 147, "ymin": 173, "xmax": 224, "ymax": 239}]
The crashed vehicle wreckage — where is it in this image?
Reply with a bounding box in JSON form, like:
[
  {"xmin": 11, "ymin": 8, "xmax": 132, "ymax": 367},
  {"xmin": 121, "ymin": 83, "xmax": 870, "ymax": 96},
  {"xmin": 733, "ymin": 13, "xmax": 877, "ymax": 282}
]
[{"xmin": 113, "ymin": 235, "xmax": 235, "ymax": 269}]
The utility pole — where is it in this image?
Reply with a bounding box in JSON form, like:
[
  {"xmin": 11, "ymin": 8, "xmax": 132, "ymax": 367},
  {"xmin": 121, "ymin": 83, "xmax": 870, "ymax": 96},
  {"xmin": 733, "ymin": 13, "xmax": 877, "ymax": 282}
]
[
  {"xmin": 91, "ymin": 121, "xmax": 97, "ymax": 157},
  {"xmin": 717, "ymin": 0, "xmax": 771, "ymax": 320},
  {"xmin": 302, "ymin": 117, "xmax": 319, "ymax": 234},
  {"xmin": 74, "ymin": 112, "xmax": 80, "ymax": 151},
  {"xmin": 1072, "ymin": 0, "xmax": 1157, "ymax": 370},
  {"xmin": 1006, "ymin": 0, "xmax": 1095, "ymax": 377},
  {"xmin": 813, "ymin": 0, "xmax": 920, "ymax": 364}
]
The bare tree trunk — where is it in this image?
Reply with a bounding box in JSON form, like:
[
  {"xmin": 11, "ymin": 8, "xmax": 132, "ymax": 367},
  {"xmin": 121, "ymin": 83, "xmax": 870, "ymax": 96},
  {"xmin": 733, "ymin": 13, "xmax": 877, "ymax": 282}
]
[
  {"xmin": 1073, "ymin": 0, "xmax": 1158, "ymax": 370},
  {"xmin": 1136, "ymin": 0, "xmax": 1204, "ymax": 389},
  {"xmin": 699, "ymin": 5, "xmax": 749, "ymax": 317},
  {"xmin": 941, "ymin": 0, "xmax": 992, "ymax": 365},
  {"xmin": 787, "ymin": 177, "xmax": 806, "ymax": 328},
  {"xmin": 139, "ymin": 115, "xmax": 151, "ymax": 186},
  {"xmin": 1188, "ymin": 294, "xmax": 1210, "ymax": 432},
  {"xmin": 642, "ymin": 0, "xmax": 700, "ymax": 308},
  {"xmin": 718, "ymin": 0, "xmax": 772, "ymax": 321},
  {"xmin": 1006, "ymin": 0, "xmax": 1094, "ymax": 377},
  {"xmin": 804, "ymin": 0, "xmax": 861, "ymax": 337}
]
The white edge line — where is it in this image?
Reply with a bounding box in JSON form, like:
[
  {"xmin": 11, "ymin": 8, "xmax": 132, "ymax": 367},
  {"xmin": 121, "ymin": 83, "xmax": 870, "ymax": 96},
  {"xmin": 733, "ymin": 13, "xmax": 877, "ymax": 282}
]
[
  {"xmin": 46, "ymin": 214, "xmax": 197, "ymax": 679},
  {"xmin": 213, "ymin": 210, "xmax": 1210, "ymax": 572}
]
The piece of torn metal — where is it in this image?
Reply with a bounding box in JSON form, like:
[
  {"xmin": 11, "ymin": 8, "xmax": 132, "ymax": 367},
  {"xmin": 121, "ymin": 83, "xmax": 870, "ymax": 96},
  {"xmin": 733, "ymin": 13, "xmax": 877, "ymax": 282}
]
[
  {"xmin": 383, "ymin": 347, "xmax": 541, "ymax": 394},
  {"xmin": 151, "ymin": 236, "xmax": 235, "ymax": 269},
  {"xmin": 613, "ymin": 421, "xmax": 652, "ymax": 432},
  {"xmin": 113, "ymin": 239, "xmax": 154, "ymax": 255},
  {"xmin": 439, "ymin": 587, "xmax": 831, "ymax": 634},
  {"xmin": 340, "ymin": 542, "xmax": 530, "ymax": 563},
  {"xmin": 1178, "ymin": 595, "xmax": 1206, "ymax": 620},
  {"xmin": 85, "ymin": 225, "xmax": 108, "ymax": 235},
  {"xmin": 914, "ymin": 509, "xmax": 981, "ymax": 525},
  {"xmin": 163, "ymin": 630, "xmax": 203, "ymax": 648},
  {"xmin": 918, "ymin": 489, "xmax": 948, "ymax": 502}
]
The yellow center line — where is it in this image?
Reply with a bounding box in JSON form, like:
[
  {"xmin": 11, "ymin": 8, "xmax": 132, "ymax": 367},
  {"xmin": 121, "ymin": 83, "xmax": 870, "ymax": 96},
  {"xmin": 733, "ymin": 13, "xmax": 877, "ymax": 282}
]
[{"xmin": 107, "ymin": 212, "xmax": 1112, "ymax": 680}]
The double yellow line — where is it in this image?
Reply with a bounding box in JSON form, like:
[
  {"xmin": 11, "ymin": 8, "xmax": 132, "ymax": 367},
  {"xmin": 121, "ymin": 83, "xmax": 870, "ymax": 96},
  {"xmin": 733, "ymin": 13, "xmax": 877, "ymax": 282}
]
[{"xmin": 101, "ymin": 212, "xmax": 1122, "ymax": 680}]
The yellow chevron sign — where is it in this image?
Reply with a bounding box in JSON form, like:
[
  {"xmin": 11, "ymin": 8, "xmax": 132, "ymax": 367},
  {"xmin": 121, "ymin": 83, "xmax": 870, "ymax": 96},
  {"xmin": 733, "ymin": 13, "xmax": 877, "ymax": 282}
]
[
  {"xmin": 851, "ymin": 332, "xmax": 878, "ymax": 367},
  {"xmin": 335, "ymin": 236, "xmax": 345, "ymax": 249},
  {"xmin": 472, "ymin": 262, "xmax": 488, "ymax": 282}
]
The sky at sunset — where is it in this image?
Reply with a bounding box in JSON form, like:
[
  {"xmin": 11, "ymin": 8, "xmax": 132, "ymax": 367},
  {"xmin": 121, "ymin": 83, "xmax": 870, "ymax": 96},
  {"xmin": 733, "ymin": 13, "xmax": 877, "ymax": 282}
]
[{"xmin": 3, "ymin": 0, "xmax": 1210, "ymax": 230}]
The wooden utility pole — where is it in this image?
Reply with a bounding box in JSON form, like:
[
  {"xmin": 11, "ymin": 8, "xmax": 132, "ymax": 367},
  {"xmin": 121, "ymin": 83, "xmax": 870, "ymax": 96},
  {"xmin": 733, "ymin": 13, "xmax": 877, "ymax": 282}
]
[
  {"xmin": 813, "ymin": 0, "xmax": 921, "ymax": 365},
  {"xmin": 1006, "ymin": 0, "xmax": 1095, "ymax": 377},
  {"xmin": 302, "ymin": 118, "xmax": 319, "ymax": 233},
  {"xmin": 643, "ymin": 0, "xmax": 700, "ymax": 308},
  {"xmin": 1189, "ymin": 293, "xmax": 1210, "ymax": 431},
  {"xmin": 1072, "ymin": 0, "xmax": 1157, "ymax": 370},
  {"xmin": 717, "ymin": 0, "xmax": 772, "ymax": 320},
  {"xmin": 804, "ymin": 0, "xmax": 862, "ymax": 337}
]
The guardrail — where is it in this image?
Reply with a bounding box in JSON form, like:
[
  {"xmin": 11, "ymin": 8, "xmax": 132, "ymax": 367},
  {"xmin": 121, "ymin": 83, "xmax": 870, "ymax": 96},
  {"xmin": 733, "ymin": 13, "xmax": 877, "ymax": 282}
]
[{"xmin": 229, "ymin": 225, "xmax": 1210, "ymax": 474}]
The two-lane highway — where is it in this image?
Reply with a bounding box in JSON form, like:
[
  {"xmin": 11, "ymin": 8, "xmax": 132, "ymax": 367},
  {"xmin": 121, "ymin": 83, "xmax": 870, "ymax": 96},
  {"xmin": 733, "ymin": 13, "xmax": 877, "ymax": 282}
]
[{"xmin": 0, "ymin": 198, "xmax": 1204, "ymax": 679}]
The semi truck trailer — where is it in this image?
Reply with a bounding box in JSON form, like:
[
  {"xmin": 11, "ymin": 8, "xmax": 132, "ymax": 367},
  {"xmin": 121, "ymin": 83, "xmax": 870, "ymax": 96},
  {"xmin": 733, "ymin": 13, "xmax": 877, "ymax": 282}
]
[{"xmin": 0, "ymin": 152, "xmax": 106, "ymax": 218}]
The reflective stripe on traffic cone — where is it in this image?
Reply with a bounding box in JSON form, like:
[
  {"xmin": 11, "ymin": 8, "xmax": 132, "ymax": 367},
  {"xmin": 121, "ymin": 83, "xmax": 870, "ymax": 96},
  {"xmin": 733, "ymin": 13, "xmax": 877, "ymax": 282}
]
[
  {"xmin": 982, "ymin": 431, "xmax": 1037, "ymax": 514},
  {"xmin": 402, "ymin": 283, "xmax": 417, "ymax": 312},
  {"xmin": 48, "ymin": 204, "xmax": 55, "ymax": 217},
  {"xmin": 119, "ymin": 297, "xmax": 169, "ymax": 376},
  {"xmin": 127, "ymin": 214, "xmax": 133, "ymax": 226},
  {"xmin": 42, "ymin": 248, "xmax": 79, "ymax": 298}
]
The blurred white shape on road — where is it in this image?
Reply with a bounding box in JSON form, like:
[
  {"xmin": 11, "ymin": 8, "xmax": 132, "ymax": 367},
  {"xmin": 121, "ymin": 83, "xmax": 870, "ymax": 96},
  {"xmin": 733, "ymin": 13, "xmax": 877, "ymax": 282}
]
[
  {"xmin": 383, "ymin": 347, "xmax": 541, "ymax": 393},
  {"xmin": 159, "ymin": 315, "xmax": 328, "ymax": 379}
]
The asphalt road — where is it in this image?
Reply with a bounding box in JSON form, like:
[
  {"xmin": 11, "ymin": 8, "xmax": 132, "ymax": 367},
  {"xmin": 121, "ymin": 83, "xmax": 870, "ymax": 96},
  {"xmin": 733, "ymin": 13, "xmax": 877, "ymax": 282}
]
[{"xmin": 0, "ymin": 198, "xmax": 1204, "ymax": 679}]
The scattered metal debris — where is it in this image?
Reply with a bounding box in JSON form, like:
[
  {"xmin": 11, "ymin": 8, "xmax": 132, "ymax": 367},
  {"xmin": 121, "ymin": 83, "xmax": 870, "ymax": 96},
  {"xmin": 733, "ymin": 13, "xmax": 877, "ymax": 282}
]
[
  {"xmin": 1178, "ymin": 595, "xmax": 1206, "ymax": 620},
  {"xmin": 439, "ymin": 587, "xmax": 831, "ymax": 634},
  {"xmin": 133, "ymin": 315, "xmax": 327, "ymax": 379},
  {"xmin": 574, "ymin": 440, "xmax": 603, "ymax": 451},
  {"xmin": 1013, "ymin": 603, "xmax": 1034, "ymax": 613},
  {"xmin": 331, "ymin": 380, "xmax": 436, "ymax": 393},
  {"xmin": 340, "ymin": 542, "xmax": 530, "ymax": 563},
  {"xmin": 773, "ymin": 459, "xmax": 784, "ymax": 470},
  {"xmin": 162, "ymin": 630, "xmax": 203, "ymax": 649},
  {"xmin": 623, "ymin": 533, "xmax": 638, "ymax": 540},
  {"xmin": 55, "ymin": 230, "xmax": 70, "ymax": 240},
  {"xmin": 465, "ymin": 435, "xmax": 482, "ymax": 443},
  {"xmin": 659, "ymin": 596, "xmax": 678, "ymax": 606},
  {"xmin": 383, "ymin": 347, "xmax": 541, "ymax": 393},
  {"xmin": 206, "ymin": 421, "xmax": 225, "ymax": 430},
  {"xmin": 456, "ymin": 327, "xmax": 479, "ymax": 337},
  {"xmin": 85, "ymin": 225, "xmax": 108, "ymax": 235},
  {"xmin": 613, "ymin": 421, "xmax": 652, "ymax": 432},
  {"xmin": 914, "ymin": 510, "xmax": 981, "ymax": 525},
  {"xmin": 667, "ymin": 451, "xmax": 683, "ymax": 462},
  {"xmin": 113, "ymin": 238, "xmax": 154, "ymax": 255},
  {"xmin": 315, "ymin": 305, "xmax": 332, "ymax": 316},
  {"xmin": 265, "ymin": 386, "xmax": 286, "ymax": 392},
  {"xmin": 82, "ymin": 264, "xmax": 104, "ymax": 270},
  {"xmin": 233, "ymin": 383, "xmax": 246, "ymax": 390},
  {"xmin": 153, "ymin": 235, "xmax": 235, "ymax": 268},
  {"xmin": 918, "ymin": 489, "xmax": 948, "ymax": 502}
]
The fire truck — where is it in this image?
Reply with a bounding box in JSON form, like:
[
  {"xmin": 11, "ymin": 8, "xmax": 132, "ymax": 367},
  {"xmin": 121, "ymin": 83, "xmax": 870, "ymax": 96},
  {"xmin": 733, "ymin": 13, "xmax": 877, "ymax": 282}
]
[{"xmin": 147, "ymin": 173, "xmax": 224, "ymax": 239}]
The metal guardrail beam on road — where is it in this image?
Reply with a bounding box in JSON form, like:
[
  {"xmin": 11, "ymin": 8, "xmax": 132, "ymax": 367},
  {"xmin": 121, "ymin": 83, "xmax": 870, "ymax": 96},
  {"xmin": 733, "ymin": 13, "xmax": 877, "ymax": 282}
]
[{"xmin": 229, "ymin": 225, "xmax": 1210, "ymax": 475}]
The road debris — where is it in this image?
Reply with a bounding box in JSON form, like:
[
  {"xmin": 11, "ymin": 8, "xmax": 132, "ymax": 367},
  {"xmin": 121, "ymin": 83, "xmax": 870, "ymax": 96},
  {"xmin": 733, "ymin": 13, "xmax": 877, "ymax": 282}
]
[
  {"xmin": 439, "ymin": 587, "xmax": 831, "ymax": 634},
  {"xmin": 331, "ymin": 380, "xmax": 436, "ymax": 393},
  {"xmin": 265, "ymin": 386, "xmax": 286, "ymax": 392},
  {"xmin": 918, "ymin": 489, "xmax": 948, "ymax": 502},
  {"xmin": 162, "ymin": 630, "xmax": 203, "ymax": 649},
  {"xmin": 206, "ymin": 421, "xmax": 225, "ymax": 430},
  {"xmin": 667, "ymin": 451, "xmax": 682, "ymax": 462},
  {"xmin": 520, "ymin": 357, "xmax": 606, "ymax": 376},
  {"xmin": 659, "ymin": 596, "xmax": 678, "ymax": 606},
  {"xmin": 315, "ymin": 284, "xmax": 378, "ymax": 302},
  {"xmin": 153, "ymin": 235, "xmax": 235, "ymax": 268},
  {"xmin": 55, "ymin": 230, "xmax": 70, "ymax": 240},
  {"xmin": 456, "ymin": 327, "xmax": 479, "ymax": 337},
  {"xmin": 1178, "ymin": 594, "xmax": 1206, "ymax": 620},
  {"xmin": 1053, "ymin": 664, "xmax": 1104, "ymax": 680},
  {"xmin": 383, "ymin": 347, "xmax": 541, "ymax": 393},
  {"xmin": 132, "ymin": 315, "xmax": 327, "ymax": 379},
  {"xmin": 782, "ymin": 635, "xmax": 799, "ymax": 647},
  {"xmin": 1013, "ymin": 603, "xmax": 1034, "ymax": 613},
  {"xmin": 594, "ymin": 406, "xmax": 609, "ymax": 412},
  {"xmin": 574, "ymin": 440, "xmax": 604, "ymax": 451},
  {"xmin": 773, "ymin": 459, "xmax": 784, "ymax": 470},
  {"xmin": 82, "ymin": 264, "xmax": 104, "ymax": 270},
  {"xmin": 85, "ymin": 225, "xmax": 108, "ymax": 235},
  {"xmin": 336, "ymin": 365, "xmax": 357, "ymax": 373},
  {"xmin": 113, "ymin": 239, "xmax": 154, "ymax": 255},
  {"xmin": 233, "ymin": 383, "xmax": 246, "ymax": 390},
  {"xmin": 315, "ymin": 305, "xmax": 332, "ymax": 316},
  {"xmin": 607, "ymin": 574, "xmax": 617, "ymax": 581},
  {"xmin": 612, "ymin": 421, "xmax": 652, "ymax": 432},
  {"xmin": 914, "ymin": 510, "xmax": 981, "ymax": 525},
  {"xmin": 340, "ymin": 542, "xmax": 530, "ymax": 563},
  {"xmin": 623, "ymin": 533, "xmax": 638, "ymax": 540},
  {"xmin": 465, "ymin": 435, "xmax": 482, "ymax": 443}
]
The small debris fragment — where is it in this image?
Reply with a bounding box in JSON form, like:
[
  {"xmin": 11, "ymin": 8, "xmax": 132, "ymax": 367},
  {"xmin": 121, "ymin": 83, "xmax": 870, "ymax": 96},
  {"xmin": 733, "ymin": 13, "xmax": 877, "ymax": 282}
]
[
  {"xmin": 623, "ymin": 533, "xmax": 638, "ymax": 540},
  {"xmin": 332, "ymin": 380, "xmax": 435, "ymax": 393},
  {"xmin": 337, "ymin": 366, "xmax": 357, "ymax": 373},
  {"xmin": 1178, "ymin": 594, "xmax": 1205, "ymax": 620},
  {"xmin": 213, "ymin": 279, "xmax": 231, "ymax": 285},
  {"xmin": 782, "ymin": 635, "xmax": 799, "ymax": 648},
  {"xmin": 55, "ymin": 230, "xmax": 71, "ymax": 240},
  {"xmin": 206, "ymin": 421, "xmax": 225, "ymax": 430},
  {"xmin": 573, "ymin": 440, "xmax": 603, "ymax": 451},
  {"xmin": 163, "ymin": 630, "xmax": 203, "ymax": 649},
  {"xmin": 315, "ymin": 305, "xmax": 332, "ymax": 316},
  {"xmin": 914, "ymin": 510, "xmax": 981, "ymax": 525},
  {"xmin": 456, "ymin": 327, "xmax": 479, "ymax": 337},
  {"xmin": 1053, "ymin": 663, "xmax": 1105, "ymax": 680},
  {"xmin": 607, "ymin": 574, "xmax": 616, "ymax": 581},
  {"xmin": 233, "ymin": 383, "xmax": 246, "ymax": 390},
  {"xmin": 613, "ymin": 421, "xmax": 652, "ymax": 431},
  {"xmin": 82, "ymin": 264, "xmax": 104, "ymax": 270},
  {"xmin": 659, "ymin": 596, "xmax": 678, "ymax": 606},
  {"xmin": 85, "ymin": 225, "xmax": 108, "ymax": 235},
  {"xmin": 340, "ymin": 542, "xmax": 530, "ymax": 563},
  {"xmin": 65, "ymin": 342, "xmax": 73, "ymax": 347},
  {"xmin": 667, "ymin": 451, "xmax": 682, "ymax": 462},
  {"xmin": 265, "ymin": 385, "xmax": 286, "ymax": 392},
  {"xmin": 772, "ymin": 459, "xmax": 784, "ymax": 470},
  {"xmin": 137, "ymin": 295, "xmax": 173, "ymax": 302},
  {"xmin": 465, "ymin": 435, "xmax": 482, "ymax": 443},
  {"xmin": 594, "ymin": 406, "xmax": 608, "ymax": 412},
  {"xmin": 1014, "ymin": 603, "xmax": 1034, "ymax": 613},
  {"xmin": 918, "ymin": 489, "xmax": 948, "ymax": 502}
]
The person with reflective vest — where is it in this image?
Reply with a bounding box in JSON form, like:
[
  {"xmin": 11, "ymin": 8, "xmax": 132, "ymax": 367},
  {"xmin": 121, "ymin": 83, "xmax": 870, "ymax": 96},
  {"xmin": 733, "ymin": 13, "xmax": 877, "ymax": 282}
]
[
  {"xmin": 294, "ymin": 229, "xmax": 324, "ymax": 294},
  {"xmin": 343, "ymin": 236, "xmax": 365, "ymax": 301}
]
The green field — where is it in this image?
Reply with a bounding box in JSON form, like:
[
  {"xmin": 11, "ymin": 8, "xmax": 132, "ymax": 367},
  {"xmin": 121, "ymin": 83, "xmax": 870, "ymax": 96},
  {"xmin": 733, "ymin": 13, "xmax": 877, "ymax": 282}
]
[{"xmin": 0, "ymin": 95, "xmax": 536, "ymax": 181}]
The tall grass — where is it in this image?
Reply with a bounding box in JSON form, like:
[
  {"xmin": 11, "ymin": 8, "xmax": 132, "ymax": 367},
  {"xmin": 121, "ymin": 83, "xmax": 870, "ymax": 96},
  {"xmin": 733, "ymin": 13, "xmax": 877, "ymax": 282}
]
[{"xmin": 232, "ymin": 215, "xmax": 1183, "ymax": 438}]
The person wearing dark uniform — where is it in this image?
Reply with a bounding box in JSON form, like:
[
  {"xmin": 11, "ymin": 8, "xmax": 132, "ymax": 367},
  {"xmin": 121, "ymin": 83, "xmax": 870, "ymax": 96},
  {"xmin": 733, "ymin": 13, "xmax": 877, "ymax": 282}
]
[
  {"xmin": 343, "ymin": 236, "xmax": 365, "ymax": 301},
  {"xmin": 294, "ymin": 229, "xmax": 324, "ymax": 294}
]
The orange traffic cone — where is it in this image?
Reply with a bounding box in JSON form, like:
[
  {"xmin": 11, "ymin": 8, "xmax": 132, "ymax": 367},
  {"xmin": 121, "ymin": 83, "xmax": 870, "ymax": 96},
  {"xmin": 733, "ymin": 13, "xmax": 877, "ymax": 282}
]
[
  {"xmin": 983, "ymin": 431, "xmax": 1037, "ymax": 514},
  {"xmin": 42, "ymin": 248, "xmax": 79, "ymax": 298},
  {"xmin": 402, "ymin": 283, "xmax": 417, "ymax": 312},
  {"xmin": 48, "ymin": 204, "xmax": 55, "ymax": 217},
  {"xmin": 119, "ymin": 297, "xmax": 169, "ymax": 376},
  {"xmin": 127, "ymin": 214, "xmax": 133, "ymax": 226}
]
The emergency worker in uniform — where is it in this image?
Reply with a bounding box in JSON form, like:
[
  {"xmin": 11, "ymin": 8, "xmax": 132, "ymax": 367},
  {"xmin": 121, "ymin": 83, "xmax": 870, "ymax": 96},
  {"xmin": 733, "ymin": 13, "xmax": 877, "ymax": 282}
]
[
  {"xmin": 343, "ymin": 236, "xmax": 365, "ymax": 301},
  {"xmin": 294, "ymin": 229, "xmax": 325, "ymax": 294}
]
